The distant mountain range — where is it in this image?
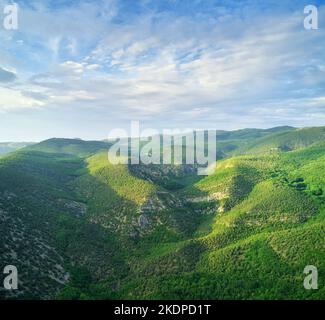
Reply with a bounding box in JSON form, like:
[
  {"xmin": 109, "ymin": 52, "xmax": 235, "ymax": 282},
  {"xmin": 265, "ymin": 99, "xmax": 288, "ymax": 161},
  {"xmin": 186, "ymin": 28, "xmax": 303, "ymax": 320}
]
[
  {"xmin": 0, "ymin": 125, "xmax": 324, "ymax": 300},
  {"xmin": 0, "ymin": 142, "xmax": 34, "ymax": 155}
]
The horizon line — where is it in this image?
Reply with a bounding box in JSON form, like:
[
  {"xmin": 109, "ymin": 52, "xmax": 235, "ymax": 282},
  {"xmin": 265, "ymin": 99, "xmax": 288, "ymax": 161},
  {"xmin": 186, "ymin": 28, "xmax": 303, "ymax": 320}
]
[{"xmin": 1, "ymin": 124, "xmax": 323, "ymax": 143}]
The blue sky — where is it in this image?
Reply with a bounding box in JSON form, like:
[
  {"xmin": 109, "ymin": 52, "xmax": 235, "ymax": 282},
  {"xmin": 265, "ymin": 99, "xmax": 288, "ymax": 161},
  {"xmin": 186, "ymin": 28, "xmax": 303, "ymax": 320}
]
[{"xmin": 0, "ymin": 0, "xmax": 325, "ymax": 141}]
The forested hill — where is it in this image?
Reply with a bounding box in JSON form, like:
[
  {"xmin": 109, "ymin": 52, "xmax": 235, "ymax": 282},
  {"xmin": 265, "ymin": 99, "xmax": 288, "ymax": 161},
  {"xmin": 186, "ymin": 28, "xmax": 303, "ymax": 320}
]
[{"xmin": 0, "ymin": 126, "xmax": 324, "ymax": 299}]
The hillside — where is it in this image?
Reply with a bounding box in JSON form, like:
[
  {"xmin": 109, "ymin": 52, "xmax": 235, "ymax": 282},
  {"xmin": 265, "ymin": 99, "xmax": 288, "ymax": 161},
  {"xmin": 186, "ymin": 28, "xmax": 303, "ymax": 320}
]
[
  {"xmin": 27, "ymin": 138, "xmax": 112, "ymax": 157},
  {"xmin": 235, "ymin": 126, "xmax": 325, "ymax": 155},
  {"xmin": 0, "ymin": 126, "xmax": 324, "ymax": 300}
]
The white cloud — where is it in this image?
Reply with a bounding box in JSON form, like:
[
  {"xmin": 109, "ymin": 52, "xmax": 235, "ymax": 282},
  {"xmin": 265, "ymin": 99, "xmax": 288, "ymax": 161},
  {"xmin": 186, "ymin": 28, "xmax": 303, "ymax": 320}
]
[
  {"xmin": 1, "ymin": 1, "xmax": 325, "ymax": 134},
  {"xmin": 0, "ymin": 87, "xmax": 44, "ymax": 112}
]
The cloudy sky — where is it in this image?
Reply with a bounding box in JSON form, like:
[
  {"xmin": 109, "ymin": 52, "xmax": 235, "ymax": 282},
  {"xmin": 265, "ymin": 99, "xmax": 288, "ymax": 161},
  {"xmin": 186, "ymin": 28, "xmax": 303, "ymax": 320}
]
[{"xmin": 0, "ymin": 0, "xmax": 325, "ymax": 141}]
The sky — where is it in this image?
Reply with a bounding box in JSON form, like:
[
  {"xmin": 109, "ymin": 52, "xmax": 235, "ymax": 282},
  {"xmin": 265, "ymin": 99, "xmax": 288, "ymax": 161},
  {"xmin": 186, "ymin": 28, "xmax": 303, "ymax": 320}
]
[{"xmin": 0, "ymin": 0, "xmax": 325, "ymax": 141}]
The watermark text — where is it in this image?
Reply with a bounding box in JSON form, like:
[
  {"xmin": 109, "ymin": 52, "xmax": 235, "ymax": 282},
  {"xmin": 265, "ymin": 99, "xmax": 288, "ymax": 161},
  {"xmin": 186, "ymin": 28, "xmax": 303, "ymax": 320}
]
[{"xmin": 2, "ymin": 3, "xmax": 18, "ymax": 30}]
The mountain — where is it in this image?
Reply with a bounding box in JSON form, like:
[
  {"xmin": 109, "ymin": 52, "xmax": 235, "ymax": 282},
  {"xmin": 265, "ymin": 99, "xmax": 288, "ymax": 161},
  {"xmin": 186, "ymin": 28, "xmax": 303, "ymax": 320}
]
[{"xmin": 0, "ymin": 126, "xmax": 324, "ymax": 300}]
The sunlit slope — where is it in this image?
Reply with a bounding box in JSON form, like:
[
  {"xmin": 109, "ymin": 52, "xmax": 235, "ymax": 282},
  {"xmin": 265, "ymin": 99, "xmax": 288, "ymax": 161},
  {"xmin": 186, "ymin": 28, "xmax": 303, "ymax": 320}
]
[
  {"xmin": 76, "ymin": 152, "xmax": 210, "ymax": 241},
  {"xmin": 183, "ymin": 155, "xmax": 277, "ymax": 211},
  {"xmin": 122, "ymin": 222, "xmax": 324, "ymax": 300},
  {"xmin": 72, "ymin": 152, "xmax": 157, "ymax": 234},
  {"xmin": 117, "ymin": 143, "xmax": 325, "ymax": 299}
]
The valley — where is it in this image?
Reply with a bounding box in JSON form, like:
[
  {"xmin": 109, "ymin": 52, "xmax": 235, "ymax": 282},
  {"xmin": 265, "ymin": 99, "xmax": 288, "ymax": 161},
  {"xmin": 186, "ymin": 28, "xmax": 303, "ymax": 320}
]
[{"xmin": 0, "ymin": 126, "xmax": 324, "ymax": 300}]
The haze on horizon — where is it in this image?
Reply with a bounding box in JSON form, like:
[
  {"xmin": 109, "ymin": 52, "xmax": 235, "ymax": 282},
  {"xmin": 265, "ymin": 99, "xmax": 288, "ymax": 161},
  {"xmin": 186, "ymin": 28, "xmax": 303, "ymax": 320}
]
[{"xmin": 0, "ymin": 0, "xmax": 325, "ymax": 142}]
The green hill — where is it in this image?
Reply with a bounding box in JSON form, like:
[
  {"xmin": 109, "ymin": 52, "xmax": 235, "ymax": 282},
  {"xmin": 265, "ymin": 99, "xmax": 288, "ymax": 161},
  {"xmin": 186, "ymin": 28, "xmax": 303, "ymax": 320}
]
[
  {"xmin": 0, "ymin": 126, "xmax": 324, "ymax": 300},
  {"xmin": 114, "ymin": 143, "xmax": 325, "ymax": 300},
  {"xmin": 27, "ymin": 138, "xmax": 112, "ymax": 157},
  {"xmin": 236, "ymin": 126, "xmax": 325, "ymax": 155}
]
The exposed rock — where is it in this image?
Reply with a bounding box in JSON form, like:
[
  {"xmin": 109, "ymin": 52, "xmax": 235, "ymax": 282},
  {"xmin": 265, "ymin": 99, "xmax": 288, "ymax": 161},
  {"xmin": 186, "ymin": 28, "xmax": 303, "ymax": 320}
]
[
  {"xmin": 57, "ymin": 199, "xmax": 87, "ymax": 218},
  {"xmin": 188, "ymin": 192, "xmax": 228, "ymax": 203}
]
